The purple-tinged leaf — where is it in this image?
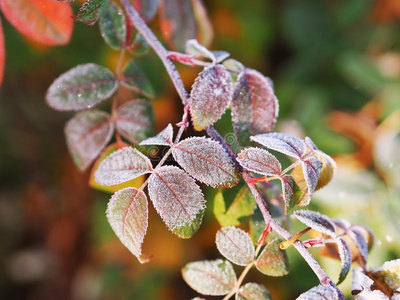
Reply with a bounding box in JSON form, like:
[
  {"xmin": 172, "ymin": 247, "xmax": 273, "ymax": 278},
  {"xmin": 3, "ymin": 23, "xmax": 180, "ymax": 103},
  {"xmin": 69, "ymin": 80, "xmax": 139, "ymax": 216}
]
[
  {"xmin": 301, "ymin": 157, "xmax": 322, "ymax": 197},
  {"xmin": 106, "ymin": 187, "xmax": 148, "ymax": 263},
  {"xmin": 293, "ymin": 210, "xmax": 336, "ymax": 237},
  {"xmin": 46, "ymin": 63, "xmax": 118, "ymax": 111},
  {"xmin": 237, "ymin": 147, "xmax": 281, "ymax": 176},
  {"xmin": 189, "ymin": 65, "xmax": 232, "ymax": 131},
  {"xmin": 139, "ymin": 123, "xmax": 174, "ymax": 146},
  {"xmin": 75, "ymin": 0, "xmax": 108, "ymax": 26},
  {"xmin": 251, "ymin": 133, "xmax": 306, "ymax": 159},
  {"xmin": 296, "ymin": 285, "xmax": 338, "ymax": 300},
  {"xmin": 216, "ymin": 226, "xmax": 255, "ymax": 266},
  {"xmin": 337, "ymin": 237, "xmax": 352, "ymax": 284},
  {"xmin": 182, "ymin": 259, "xmax": 236, "ymax": 296},
  {"xmin": 120, "ymin": 60, "xmax": 154, "ymax": 98},
  {"xmin": 148, "ymin": 166, "xmax": 205, "ymax": 238},
  {"xmin": 236, "ymin": 283, "xmax": 272, "ymax": 300},
  {"xmin": 114, "ymin": 99, "xmax": 154, "ymax": 144},
  {"xmin": 99, "ymin": 2, "xmax": 126, "ymax": 50},
  {"xmin": 65, "ymin": 110, "xmax": 114, "ymax": 171},
  {"xmin": 94, "ymin": 147, "xmax": 153, "ymax": 186},
  {"xmin": 185, "ymin": 39, "xmax": 215, "ymax": 61},
  {"xmin": 352, "ymin": 267, "xmax": 389, "ymax": 300},
  {"xmin": 255, "ymin": 238, "xmax": 289, "ymax": 277},
  {"xmin": 232, "ymin": 69, "xmax": 279, "ymax": 146},
  {"xmin": 370, "ymin": 259, "xmax": 400, "ymax": 293},
  {"xmin": 173, "ymin": 137, "xmax": 239, "ymax": 188},
  {"xmin": 349, "ymin": 228, "xmax": 368, "ymax": 264},
  {"xmin": 279, "ymin": 175, "xmax": 299, "ymax": 214}
]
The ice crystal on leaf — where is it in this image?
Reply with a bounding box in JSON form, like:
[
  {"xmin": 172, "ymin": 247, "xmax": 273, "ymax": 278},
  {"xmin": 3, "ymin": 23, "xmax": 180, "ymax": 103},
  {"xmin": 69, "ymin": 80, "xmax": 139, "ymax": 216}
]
[
  {"xmin": 293, "ymin": 210, "xmax": 336, "ymax": 237},
  {"xmin": 172, "ymin": 137, "xmax": 239, "ymax": 188},
  {"xmin": 185, "ymin": 39, "xmax": 215, "ymax": 62},
  {"xmin": 99, "ymin": 2, "xmax": 126, "ymax": 50},
  {"xmin": 349, "ymin": 228, "xmax": 369, "ymax": 264},
  {"xmin": 255, "ymin": 238, "xmax": 289, "ymax": 277},
  {"xmin": 296, "ymin": 285, "xmax": 339, "ymax": 300},
  {"xmin": 237, "ymin": 147, "xmax": 281, "ymax": 176},
  {"xmin": 148, "ymin": 166, "xmax": 205, "ymax": 237},
  {"xmin": 140, "ymin": 123, "xmax": 174, "ymax": 146},
  {"xmin": 301, "ymin": 157, "xmax": 322, "ymax": 196},
  {"xmin": 352, "ymin": 267, "xmax": 389, "ymax": 300},
  {"xmin": 236, "ymin": 283, "xmax": 272, "ymax": 300},
  {"xmin": 94, "ymin": 147, "xmax": 153, "ymax": 186},
  {"xmin": 75, "ymin": 0, "xmax": 108, "ymax": 26},
  {"xmin": 279, "ymin": 175, "xmax": 298, "ymax": 214},
  {"xmin": 106, "ymin": 187, "xmax": 148, "ymax": 263},
  {"xmin": 65, "ymin": 110, "xmax": 114, "ymax": 171},
  {"xmin": 337, "ymin": 237, "xmax": 352, "ymax": 284}
]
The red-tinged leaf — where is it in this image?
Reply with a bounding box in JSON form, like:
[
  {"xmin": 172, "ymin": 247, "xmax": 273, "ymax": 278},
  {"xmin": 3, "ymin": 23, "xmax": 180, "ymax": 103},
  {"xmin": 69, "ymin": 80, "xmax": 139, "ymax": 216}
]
[
  {"xmin": 172, "ymin": 137, "xmax": 239, "ymax": 188},
  {"xmin": 182, "ymin": 259, "xmax": 237, "ymax": 296},
  {"xmin": 0, "ymin": 17, "xmax": 5, "ymax": 87},
  {"xmin": 279, "ymin": 175, "xmax": 299, "ymax": 214},
  {"xmin": 293, "ymin": 210, "xmax": 336, "ymax": 237},
  {"xmin": 190, "ymin": 65, "xmax": 232, "ymax": 131},
  {"xmin": 0, "ymin": 0, "xmax": 73, "ymax": 45},
  {"xmin": 148, "ymin": 166, "xmax": 205, "ymax": 238},
  {"xmin": 99, "ymin": 2, "xmax": 126, "ymax": 50},
  {"xmin": 106, "ymin": 187, "xmax": 149, "ymax": 263},
  {"xmin": 255, "ymin": 238, "xmax": 289, "ymax": 277},
  {"xmin": 232, "ymin": 69, "xmax": 279, "ymax": 146},
  {"xmin": 46, "ymin": 63, "xmax": 118, "ymax": 111},
  {"xmin": 94, "ymin": 146, "xmax": 153, "ymax": 186},
  {"xmin": 337, "ymin": 237, "xmax": 352, "ymax": 284},
  {"xmin": 301, "ymin": 157, "xmax": 322, "ymax": 197},
  {"xmin": 75, "ymin": 0, "xmax": 108, "ymax": 26},
  {"xmin": 114, "ymin": 99, "xmax": 154, "ymax": 144},
  {"xmin": 139, "ymin": 123, "xmax": 174, "ymax": 146},
  {"xmin": 251, "ymin": 133, "xmax": 306, "ymax": 159},
  {"xmin": 237, "ymin": 147, "xmax": 281, "ymax": 176},
  {"xmin": 296, "ymin": 285, "xmax": 339, "ymax": 300},
  {"xmin": 236, "ymin": 283, "xmax": 273, "ymax": 300},
  {"xmin": 191, "ymin": 0, "xmax": 213, "ymax": 47},
  {"xmin": 215, "ymin": 226, "xmax": 255, "ymax": 266},
  {"xmin": 349, "ymin": 228, "xmax": 368, "ymax": 264},
  {"xmin": 159, "ymin": 0, "xmax": 197, "ymax": 52},
  {"xmin": 65, "ymin": 110, "xmax": 114, "ymax": 171},
  {"xmin": 120, "ymin": 60, "xmax": 154, "ymax": 98}
]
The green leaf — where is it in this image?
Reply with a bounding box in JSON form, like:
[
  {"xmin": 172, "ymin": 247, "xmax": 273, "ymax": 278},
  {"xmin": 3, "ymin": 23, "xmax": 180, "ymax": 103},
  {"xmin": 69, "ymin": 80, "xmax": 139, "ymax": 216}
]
[
  {"xmin": 236, "ymin": 283, "xmax": 273, "ymax": 300},
  {"xmin": 255, "ymin": 238, "xmax": 289, "ymax": 277},
  {"xmin": 182, "ymin": 259, "xmax": 237, "ymax": 296},
  {"xmin": 75, "ymin": 0, "xmax": 109, "ymax": 26},
  {"xmin": 213, "ymin": 184, "xmax": 256, "ymax": 226},
  {"xmin": 99, "ymin": 2, "xmax": 126, "ymax": 50},
  {"xmin": 46, "ymin": 63, "xmax": 118, "ymax": 111},
  {"xmin": 249, "ymin": 207, "xmax": 265, "ymax": 244},
  {"xmin": 120, "ymin": 60, "xmax": 155, "ymax": 98},
  {"xmin": 173, "ymin": 209, "xmax": 204, "ymax": 239}
]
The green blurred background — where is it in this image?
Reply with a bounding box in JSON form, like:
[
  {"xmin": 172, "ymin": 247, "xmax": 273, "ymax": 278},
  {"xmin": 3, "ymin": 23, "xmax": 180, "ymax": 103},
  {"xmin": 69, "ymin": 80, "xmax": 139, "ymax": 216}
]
[{"xmin": 1, "ymin": 0, "xmax": 400, "ymax": 299}]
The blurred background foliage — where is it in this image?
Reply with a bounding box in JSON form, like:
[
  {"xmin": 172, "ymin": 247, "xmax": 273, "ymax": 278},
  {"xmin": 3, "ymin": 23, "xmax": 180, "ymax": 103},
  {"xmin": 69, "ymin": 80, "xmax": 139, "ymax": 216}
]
[{"xmin": 0, "ymin": 0, "xmax": 400, "ymax": 299}]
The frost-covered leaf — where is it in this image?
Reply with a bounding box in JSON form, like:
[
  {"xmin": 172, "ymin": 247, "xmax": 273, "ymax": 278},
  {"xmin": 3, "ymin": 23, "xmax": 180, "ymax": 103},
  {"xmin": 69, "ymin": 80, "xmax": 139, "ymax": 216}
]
[
  {"xmin": 65, "ymin": 110, "xmax": 114, "ymax": 171},
  {"xmin": 212, "ymin": 51, "xmax": 230, "ymax": 63},
  {"xmin": 251, "ymin": 133, "xmax": 306, "ymax": 159},
  {"xmin": 279, "ymin": 175, "xmax": 299, "ymax": 214},
  {"xmin": 134, "ymin": 0, "xmax": 159, "ymax": 22},
  {"xmin": 352, "ymin": 267, "xmax": 389, "ymax": 300},
  {"xmin": 94, "ymin": 147, "xmax": 153, "ymax": 185},
  {"xmin": 216, "ymin": 226, "xmax": 255, "ymax": 266},
  {"xmin": 46, "ymin": 64, "xmax": 118, "ymax": 111},
  {"xmin": 99, "ymin": 2, "xmax": 126, "ymax": 50},
  {"xmin": 129, "ymin": 33, "xmax": 149, "ymax": 55},
  {"xmin": 296, "ymin": 285, "xmax": 338, "ymax": 300},
  {"xmin": 106, "ymin": 187, "xmax": 148, "ymax": 263},
  {"xmin": 120, "ymin": 60, "xmax": 155, "ymax": 98},
  {"xmin": 159, "ymin": 0, "xmax": 196, "ymax": 52},
  {"xmin": 114, "ymin": 99, "xmax": 154, "ymax": 144},
  {"xmin": 256, "ymin": 238, "xmax": 289, "ymax": 277},
  {"xmin": 139, "ymin": 123, "xmax": 174, "ymax": 146},
  {"xmin": 0, "ymin": 17, "xmax": 4, "ymax": 87},
  {"xmin": 237, "ymin": 147, "xmax": 281, "ymax": 176},
  {"xmin": 148, "ymin": 166, "xmax": 205, "ymax": 238},
  {"xmin": 182, "ymin": 259, "xmax": 236, "ymax": 296},
  {"xmin": 349, "ymin": 228, "xmax": 369, "ymax": 264},
  {"xmin": 213, "ymin": 184, "xmax": 256, "ymax": 227},
  {"xmin": 75, "ymin": 0, "xmax": 108, "ymax": 25},
  {"xmin": 189, "ymin": 65, "xmax": 232, "ymax": 131},
  {"xmin": 185, "ymin": 39, "xmax": 215, "ymax": 61},
  {"xmin": 236, "ymin": 283, "xmax": 272, "ymax": 300},
  {"xmin": 337, "ymin": 237, "xmax": 352, "ymax": 284},
  {"xmin": 0, "ymin": 0, "xmax": 73, "ymax": 45},
  {"xmin": 370, "ymin": 259, "xmax": 400, "ymax": 293},
  {"xmin": 301, "ymin": 157, "xmax": 322, "ymax": 196},
  {"xmin": 232, "ymin": 69, "xmax": 279, "ymax": 146},
  {"xmin": 223, "ymin": 59, "xmax": 244, "ymax": 82},
  {"xmin": 173, "ymin": 137, "xmax": 239, "ymax": 188},
  {"xmin": 293, "ymin": 210, "xmax": 336, "ymax": 237}
]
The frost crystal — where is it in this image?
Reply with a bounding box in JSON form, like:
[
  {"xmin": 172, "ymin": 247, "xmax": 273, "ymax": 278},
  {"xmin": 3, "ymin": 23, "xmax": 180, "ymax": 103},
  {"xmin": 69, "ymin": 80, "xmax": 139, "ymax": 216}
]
[
  {"xmin": 255, "ymin": 238, "xmax": 289, "ymax": 277},
  {"xmin": 301, "ymin": 157, "xmax": 322, "ymax": 195},
  {"xmin": 94, "ymin": 147, "xmax": 153, "ymax": 186},
  {"xmin": 190, "ymin": 65, "xmax": 232, "ymax": 130},
  {"xmin": 296, "ymin": 285, "xmax": 339, "ymax": 300},
  {"xmin": 293, "ymin": 210, "xmax": 337, "ymax": 237},
  {"xmin": 106, "ymin": 187, "xmax": 148, "ymax": 262},
  {"xmin": 236, "ymin": 283, "xmax": 272, "ymax": 300},
  {"xmin": 140, "ymin": 123, "xmax": 174, "ymax": 146},
  {"xmin": 114, "ymin": 99, "xmax": 154, "ymax": 144},
  {"xmin": 185, "ymin": 39, "xmax": 215, "ymax": 61},
  {"xmin": 215, "ymin": 226, "xmax": 255, "ymax": 266},
  {"xmin": 280, "ymin": 175, "xmax": 297, "ymax": 213},
  {"xmin": 237, "ymin": 147, "xmax": 281, "ymax": 176},
  {"xmin": 251, "ymin": 132, "xmax": 306, "ymax": 159},
  {"xmin": 173, "ymin": 137, "xmax": 239, "ymax": 188},
  {"xmin": 352, "ymin": 268, "xmax": 389, "ymax": 300},
  {"xmin": 64, "ymin": 110, "xmax": 114, "ymax": 171},
  {"xmin": 182, "ymin": 259, "xmax": 237, "ymax": 296},
  {"xmin": 148, "ymin": 166, "xmax": 205, "ymax": 232},
  {"xmin": 349, "ymin": 228, "xmax": 369, "ymax": 263},
  {"xmin": 337, "ymin": 237, "xmax": 352, "ymax": 284}
]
